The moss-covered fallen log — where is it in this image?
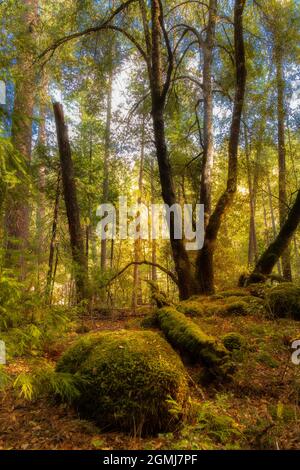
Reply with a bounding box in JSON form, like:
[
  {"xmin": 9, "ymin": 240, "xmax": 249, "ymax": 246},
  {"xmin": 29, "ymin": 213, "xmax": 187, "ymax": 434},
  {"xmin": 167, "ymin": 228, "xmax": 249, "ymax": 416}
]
[{"xmin": 156, "ymin": 307, "xmax": 234, "ymax": 379}]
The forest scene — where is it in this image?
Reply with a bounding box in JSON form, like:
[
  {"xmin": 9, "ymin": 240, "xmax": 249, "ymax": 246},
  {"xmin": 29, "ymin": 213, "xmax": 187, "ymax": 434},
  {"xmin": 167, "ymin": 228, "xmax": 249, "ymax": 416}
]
[{"xmin": 1, "ymin": 0, "xmax": 300, "ymax": 454}]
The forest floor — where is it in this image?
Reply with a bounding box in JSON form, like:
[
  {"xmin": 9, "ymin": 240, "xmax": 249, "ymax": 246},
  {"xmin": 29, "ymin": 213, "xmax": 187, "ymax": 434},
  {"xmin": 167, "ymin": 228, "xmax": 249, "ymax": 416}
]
[{"xmin": 1, "ymin": 310, "xmax": 300, "ymax": 450}]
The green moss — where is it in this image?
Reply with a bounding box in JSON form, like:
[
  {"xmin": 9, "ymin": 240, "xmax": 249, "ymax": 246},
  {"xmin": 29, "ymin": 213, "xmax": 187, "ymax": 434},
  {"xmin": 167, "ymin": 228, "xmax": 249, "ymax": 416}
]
[
  {"xmin": 177, "ymin": 300, "xmax": 204, "ymax": 317},
  {"xmin": 222, "ymin": 333, "xmax": 245, "ymax": 351},
  {"xmin": 222, "ymin": 301, "xmax": 248, "ymax": 316},
  {"xmin": 56, "ymin": 330, "xmax": 189, "ymax": 435},
  {"xmin": 201, "ymin": 302, "xmax": 227, "ymax": 316},
  {"xmin": 156, "ymin": 307, "xmax": 233, "ymax": 379},
  {"xmin": 216, "ymin": 289, "xmax": 249, "ymax": 298},
  {"xmin": 265, "ymin": 283, "xmax": 300, "ymax": 320},
  {"xmin": 140, "ymin": 313, "xmax": 158, "ymax": 329}
]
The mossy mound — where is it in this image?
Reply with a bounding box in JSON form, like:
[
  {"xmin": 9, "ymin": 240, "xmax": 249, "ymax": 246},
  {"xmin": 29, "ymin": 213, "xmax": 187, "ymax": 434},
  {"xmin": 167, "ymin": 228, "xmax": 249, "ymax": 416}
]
[
  {"xmin": 177, "ymin": 300, "xmax": 204, "ymax": 317},
  {"xmin": 156, "ymin": 307, "xmax": 233, "ymax": 379},
  {"xmin": 222, "ymin": 301, "xmax": 249, "ymax": 316},
  {"xmin": 56, "ymin": 330, "xmax": 189, "ymax": 435},
  {"xmin": 265, "ymin": 283, "xmax": 300, "ymax": 320},
  {"xmin": 212, "ymin": 289, "xmax": 249, "ymax": 299},
  {"xmin": 222, "ymin": 333, "xmax": 245, "ymax": 351},
  {"xmin": 200, "ymin": 294, "xmax": 266, "ymax": 317}
]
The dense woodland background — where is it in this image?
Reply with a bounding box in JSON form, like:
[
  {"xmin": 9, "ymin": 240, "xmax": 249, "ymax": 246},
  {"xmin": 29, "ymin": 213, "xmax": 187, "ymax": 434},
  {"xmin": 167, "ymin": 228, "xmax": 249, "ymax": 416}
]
[{"xmin": 0, "ymin": 0, "xmax": 300, "ymax": 451}]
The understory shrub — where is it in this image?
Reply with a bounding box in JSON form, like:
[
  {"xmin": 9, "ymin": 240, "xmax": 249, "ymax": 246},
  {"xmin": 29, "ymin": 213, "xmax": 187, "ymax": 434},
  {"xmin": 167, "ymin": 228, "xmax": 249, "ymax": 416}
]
[
  {"xmin": 56, "ymin": 330, "xmax": 189, "ymax": 435},
  {"xmin": 1, "ymin": 305, "xmax": 75, "ymax": 358}
]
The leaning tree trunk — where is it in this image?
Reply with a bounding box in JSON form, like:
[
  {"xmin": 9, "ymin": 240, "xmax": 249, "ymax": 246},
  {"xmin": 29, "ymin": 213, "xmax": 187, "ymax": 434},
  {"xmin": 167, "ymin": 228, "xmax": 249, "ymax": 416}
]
[
  {"xmin": 195, "ymin": 0, "xmax": 247, "ymax": 294},
  {"xmin": 53, "ymin": 102, "xmax": 87, "ymax": 302},
  {"xmin": 250, "ymin": 189, "xmax": 300, "ymax": 279},
  {"xmin": 4, "ymin": 0, "xmax": 37, "ymax": 277},
  {"xmin": 275, "ymin": 42, "xmax": 292, "ymax": 280}
]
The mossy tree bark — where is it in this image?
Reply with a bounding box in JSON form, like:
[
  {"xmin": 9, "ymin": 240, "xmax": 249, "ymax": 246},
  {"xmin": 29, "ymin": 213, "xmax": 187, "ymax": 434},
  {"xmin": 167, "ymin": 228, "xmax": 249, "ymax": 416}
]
[
  {"xmin": 250, "ymin": 189, "xmax": 300, "ymax": 279},
  {"xmin": 250, "ymin": 190, "xmax": 300, "ymax": 280}
]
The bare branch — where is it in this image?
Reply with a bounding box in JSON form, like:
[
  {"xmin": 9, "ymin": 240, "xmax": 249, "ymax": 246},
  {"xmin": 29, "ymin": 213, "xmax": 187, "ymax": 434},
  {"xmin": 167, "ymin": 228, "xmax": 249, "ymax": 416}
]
[
  {"xmin": 166, "ymin": 0, "xmax": 209, "ymax": 17},
  {"xmin": 104, "ymin": 260, "xmax": 179, "ymax": 287}
]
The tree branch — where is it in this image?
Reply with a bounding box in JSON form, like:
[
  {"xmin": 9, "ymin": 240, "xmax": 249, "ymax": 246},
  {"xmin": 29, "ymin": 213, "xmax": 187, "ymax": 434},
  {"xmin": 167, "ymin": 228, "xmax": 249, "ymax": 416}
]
[
  {"xmin": 38, "ymin": 0, "xmax": 138, "ymax": 61},
  {"xmin": 104, "ymin": 260, "xmax": 178, "ymax": 287}
]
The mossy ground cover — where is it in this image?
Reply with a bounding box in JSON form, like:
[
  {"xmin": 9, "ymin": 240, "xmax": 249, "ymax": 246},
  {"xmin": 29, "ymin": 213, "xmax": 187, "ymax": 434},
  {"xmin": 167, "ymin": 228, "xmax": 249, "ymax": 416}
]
[{"xmin": 1, "ymin": 291, "xmax": 300, "ymax": 449}]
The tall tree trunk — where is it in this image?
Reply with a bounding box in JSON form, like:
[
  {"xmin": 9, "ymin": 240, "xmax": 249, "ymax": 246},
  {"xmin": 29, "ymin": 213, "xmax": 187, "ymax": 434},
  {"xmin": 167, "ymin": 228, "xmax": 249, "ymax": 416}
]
[
  {"xmin": 195, "ymin": 0, "xmax": 247, "ymax": 294},
  {"xmin": 149, "ymin": 0, "xmax": 196, "ymax": 299},
  {"xmin": 36, "ymin": 72, "xmax": 48, "ymax": 284},
  {"xmin": 4, "ymin": 0, "xmax": 37, "ymax": 277},
  {"xmin": 200, "ymin": 0, "xmax": 217, "ymax": 227},
  {"xmin": 45, "ymin": 172, "xmax": 60, "ymax": 302},
  {"xmin": 101, "ymin": 53, "xmax": 113, "ymax": 271},
  {"xmin": 132, "ymin": 114, "xmax": 145, "ymax": 309},
  {"xmin": 275, "ymin": 42, "xmax": 292, "ymax": 280},
  {"xmin": 85, "ymin": 133, "xmax": 93, "ymax": 264},
  {"xmin": 250, "ymin": 189, "xmax": 300, "ymax": 278},
  {"xmin": 150, "ymin": 158, "xmax": 157, "ymax": 282},
  {"xmin": 244, "ymin": 125, "xmax": 258, "ymax": 266},
  {"xmin": 53, "ymin": 102, "xmax": 87, "ymax": 302}
]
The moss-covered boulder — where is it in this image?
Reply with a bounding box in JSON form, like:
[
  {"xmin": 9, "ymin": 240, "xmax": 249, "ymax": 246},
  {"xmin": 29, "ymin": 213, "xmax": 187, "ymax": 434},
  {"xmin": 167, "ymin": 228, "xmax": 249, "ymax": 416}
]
[
  {"xmin": 265, "ymin": 283, "xmax": 300, "ymax": 320},
  {"xmin": 56, "ymin": 330, "xmax": 189, "ymax": 435},
  {"xmin": 156, "ymin": 307, "xmax": 234, "ymax": 379}
]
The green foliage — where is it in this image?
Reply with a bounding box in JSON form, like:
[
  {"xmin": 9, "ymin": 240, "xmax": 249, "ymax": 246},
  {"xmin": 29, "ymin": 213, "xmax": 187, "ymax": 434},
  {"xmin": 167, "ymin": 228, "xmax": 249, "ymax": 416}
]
[
  {"xmin": 156, "ymin": 307, "xmax": 233, "ymax": 379},
  {"xmin": 0, "ymin": 272, "xmax": 23, "ymax": 330},
  {"xmin": 13, "ymin": 364, "xmax": 82, "ymax": 402},
  {"xmin": 0, "ymin": 366, "xmax": 10, "ymax": 390},
  {"xmin": 56, "ymin": 330, "xmax": 189, "ymax": 435},
  {"xmin": 158, "ymin": 396, "xmax": 243, "ymax": 450},
  {"xmin": 1, "ymin": 305, "xmax": 75, "ymax": 359}
]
